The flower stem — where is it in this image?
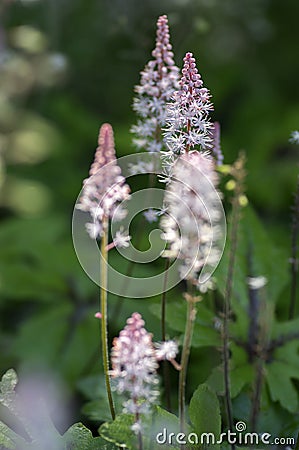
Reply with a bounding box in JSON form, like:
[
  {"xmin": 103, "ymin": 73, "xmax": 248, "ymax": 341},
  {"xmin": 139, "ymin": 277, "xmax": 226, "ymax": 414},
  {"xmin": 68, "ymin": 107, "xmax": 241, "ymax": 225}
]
[
  {"xmin": 161, "ymin": 259, "xmax": 169, "ymax": 342},
  {"xmin": 135, "ymin": 411, "xmax": 143, "ymax": 450},
  {"xmin": 179, "ymin": 294, "xmax": 197, "ymax": 445},
  {"xmin": 101, "ymin": 216, "xmax": 115, "ymax": 420},
  {"xmin": 161, "ymin": 258, "xmax": 172, "ymax": 411},
  {"xmin": 250, "ymin": 356, "xmax": 264, "ymax": 432},
  {"xmin": 289, "ymin": 176, "xmax": 299, "ymax": 320},
  {"xmin": 223, "ymin": 153, "xmax": 246, "ymax": 448}
]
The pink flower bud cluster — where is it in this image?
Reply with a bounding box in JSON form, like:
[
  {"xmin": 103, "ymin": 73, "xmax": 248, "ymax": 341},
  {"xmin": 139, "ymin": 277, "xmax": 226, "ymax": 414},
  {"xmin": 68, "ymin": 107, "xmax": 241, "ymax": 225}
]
[
  {"xmin": 161, "ymin": 151, "xmax": 222, "ymax": 284},
  {"xmin": 76, "ymin": 123, "xmax": 130, "ymax": 239},
  {"xmin": 131, "ymin": 15, "xmax": 179, "ymax": 154},
  {"xmin": 110, "ymin": 313, "xmax": 159, "ymax": 416},
  {"xmin": 110, "ymin": 313, "xmax": 179, "ymax": 426}
]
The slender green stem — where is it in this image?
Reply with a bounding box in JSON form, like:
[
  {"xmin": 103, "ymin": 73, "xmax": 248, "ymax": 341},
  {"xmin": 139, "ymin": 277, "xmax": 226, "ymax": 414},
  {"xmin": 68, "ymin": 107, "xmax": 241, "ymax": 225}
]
[
  {"xmin": 249, "ymin": 358, "xmax": 264, "ymax": 432},
  {"xmin": 135, "ymin": 411, "xmax": 143, "ymax": 450},
  {"xmin": 101, "ymin": 216, "xmax": 115, "ymax": 420},
  {"xmin": 222, "ymin": 153, "xmax": 246, "ymax": 448},
  {"xmin": 133, "ymin": 403, "xmax": 143, "ymax": 450},
  {"xmin": 161, "ymin": 258, "xmax": 172, "ymax": 410},
  {"xmin": 179, "ymin": 295, "xmax": 197, "ymax": 446},
  {"xmin": 289, "ymin": 177, "xmax": 299, "ymax": 320},
  {"xmin": 295, "ymin": 431, "xmax": 299, "ymax": 450},
  {"xmin": 161, "ymin": 258, "xmax": 170, "ymax": 341},
  {"xmin": 223, "ymin": 189, "xmax": 240, "ymax": 435}
]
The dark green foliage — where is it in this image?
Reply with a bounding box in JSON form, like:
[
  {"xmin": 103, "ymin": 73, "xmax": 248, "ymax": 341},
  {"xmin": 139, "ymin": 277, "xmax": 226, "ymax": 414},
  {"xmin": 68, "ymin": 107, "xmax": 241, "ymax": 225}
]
[{"xmin": 189, "ymin": 384, "xmax": 221, "ymax": 450}]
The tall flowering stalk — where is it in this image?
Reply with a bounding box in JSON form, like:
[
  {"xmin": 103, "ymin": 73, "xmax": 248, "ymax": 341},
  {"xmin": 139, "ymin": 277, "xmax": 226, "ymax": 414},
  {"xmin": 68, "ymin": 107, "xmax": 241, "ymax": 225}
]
[
  {"xmin": 76, "ymin": 123, "xmax": 130, "ymax": 420},
  {"xmin": 222, "ymin": 153, "xmax": 247, "ymax": 441},
  {"xmin": 131, "ymin": 14, "xmax": 179, "ymax": 154},
  {"xmin": 110, "ymin": 313, "xmax": 178, "ymax": 449},
  {"xmin": 114, "ymin": 17, "xmax": 178, "ymax": 303},
  {"xmin": 289, "ymin": 175, "xmax": 299, "ymax": 319},
  {"xmin": 128, "ymin": 17, "xmax": 179, "ymax": 405},
  {"xmin": 288, "ymin": 133, "xmax": 299, "ymax": 319}
]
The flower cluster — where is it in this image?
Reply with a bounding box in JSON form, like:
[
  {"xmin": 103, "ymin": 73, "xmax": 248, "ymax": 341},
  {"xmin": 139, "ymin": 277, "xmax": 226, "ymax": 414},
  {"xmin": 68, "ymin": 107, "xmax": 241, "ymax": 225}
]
[
  {"xmin": 131, "ymin": 15, "xmax": 179, "ymax": 153},
  {"xmin": 110, "ymin": 313, "xmax": 179, "ymax": 428},
  {"xmin": 160, "ymin": 151, "xmax": 222, "ymax": 284},
  {"xmin": 161, "ymin": 52, "xmax": 214, "ymax": 181},
  {"xmin": 76, "ymin": 123, "xmax": 130, "ymax": 239},
  {"xmin": 110, "ymin": 313, "xmax": 160, "ymax": 417}
]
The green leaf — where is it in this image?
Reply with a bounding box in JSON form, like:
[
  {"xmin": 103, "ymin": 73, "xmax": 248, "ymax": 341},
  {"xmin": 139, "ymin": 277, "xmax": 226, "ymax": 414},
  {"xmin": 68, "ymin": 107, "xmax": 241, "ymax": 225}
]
[
  {"xmin": 274, "ymin": 339, "xmax": 299, "ymax": 370},
  {"xmin": 271, "ymin": 317, "xmax": 299, "ymax": 340},
  {"xmin": 11, "ymin": 304, "xmax": 71, "ymax": 369},
  {"xmin": 88, "ymin": 437, "xmax": 120, "ymax": 449},
  {"xmin": 150, "ymin": 406, "xmax": 180, "ymax": 449},
  {"xmin": 258, "ymin": 396, "xmax": 293, "ymax": 436},
  {"xmin": 265, "ymin": 361, "xmax": 299, "ymax": 412},
  {"xmin": 0, "ymin": 420, "xmax": 27, "ymax": 449},
  {"xmin": 214, "ymin": 206, "xmax": 289, "ymax": 308},
  {"xmin": 189, "ymin": 384, "xmax": 221, "ymax": 449},
  {"xmin": 64, "ymin": 424, "xmax": 117, "ymax": 449},
  {"xmin": 205, "ymin": 365, "xmax": 224, "ymax": 397},
  {"xmin": 151, "ymin": 301, "xmax": 220, "ymax": 348},
  {"xmin": 58, "ymin": 311, "xmax": 99, "ymax": 382},
  {"xmin": 81, "ymin": 400, "xmax": 112, "ymax": 423},
  {"xmin": 99, "ymin": 414, "xmax": 136, "ymax": 449},
  {"xmin": 77, "ymin": 375, "xmax": 123, "ymax": 422},
  {"xmin": 63, "ymin": 423, "xmax": 93, "ymax": 449},
  {"xmin": 229, "ymin": 301, "xmax": 250, "ymax": 341},
  {"xmin": 0, "ymin": 369, "xmax": 18, "ymax": 410},
  {"xmin": 100, "ymin": 408, "xmax": 181, "ymax": 450},
  {"xmin": 206, "ymin": 345, "xmax": 254, "ymax": 399},
  {"xmin": 263, "ymin": 338, "xmax": 299, "ymax": 414},
  {"xmin": 230, "ymin": 364, "xmax": 254, "ymax": 398},
  {"xmin": 0, "ymin": 217, "xmax": 68, "ymax": 302},
  {"xmin": 239, "ymin": 207, "xmax": 289, "ymax": 305},
  {"xmin": 0, "ymin": 216, "xmax": 95, "ymax": 304}
]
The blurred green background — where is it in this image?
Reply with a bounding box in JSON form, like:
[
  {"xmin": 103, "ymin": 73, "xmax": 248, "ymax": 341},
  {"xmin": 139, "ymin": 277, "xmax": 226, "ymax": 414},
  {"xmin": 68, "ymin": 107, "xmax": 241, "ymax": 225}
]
[{"xmin": 0, "ymin": 0, "xmax": 299, "ymax": 431}]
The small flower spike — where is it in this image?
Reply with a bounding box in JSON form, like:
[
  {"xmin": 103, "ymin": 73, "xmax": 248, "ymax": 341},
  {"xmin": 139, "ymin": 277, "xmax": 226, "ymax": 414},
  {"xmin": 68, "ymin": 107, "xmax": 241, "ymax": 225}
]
[
  {"xmin": 76, "ymin": 123, "xmax": 130, "ymax": 239},
  {"xmin": 161, "ymin": 52, "xmax": 214, "ymax": 181},
  {"xmin": 289, "ymin": 130, "xmax": 299, "ymax": 144},
  {"xmin": 155, "ymin": 340, "xmax": 178, "ymax": 361},
  {"xmin": 110, "ymin": 313, "xmax": 159, "ymax": 418},
  {"xmin": 131, "ymin": 15, "xmax": 179, "ymax": 154},
  {"xmin": 164, "ymin": 52, "xmax": 214, "ymax": 154}
]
